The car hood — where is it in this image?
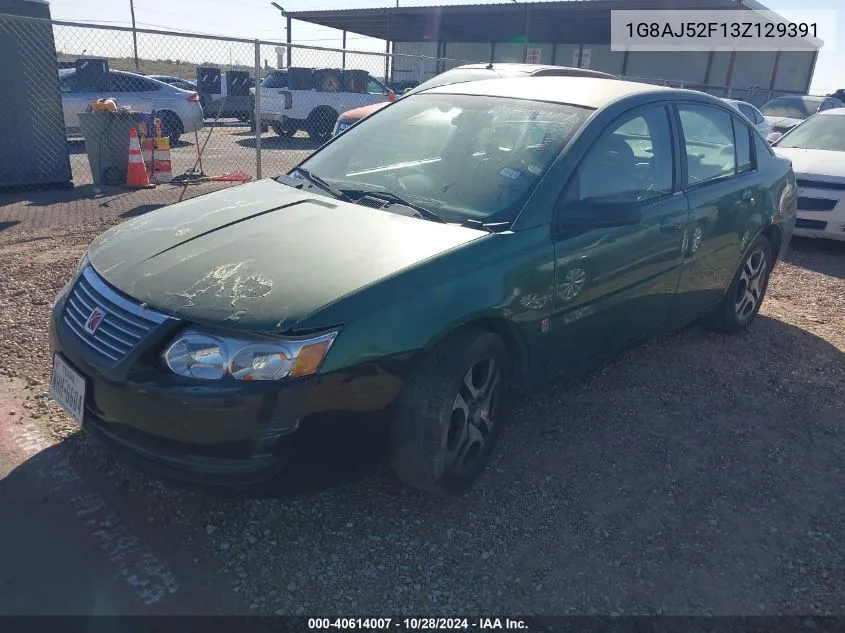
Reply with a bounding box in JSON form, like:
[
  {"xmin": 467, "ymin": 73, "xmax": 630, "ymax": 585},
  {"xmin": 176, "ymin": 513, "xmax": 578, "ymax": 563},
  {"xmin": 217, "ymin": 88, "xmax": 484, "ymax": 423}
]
[
  {"xmin": 765, "ymin": 116, "xmax": 804, "ymax": 129},
  {"xmin": 773, "ymin": 147, "xmax": 845, "ymax": 181},
  {"xmin": 87, "ymin": 179, "xmax": 483, "ymax": 332},
  {"xmin": 338, "ymin": 102, "xmax": 389, "ymax": 123}
]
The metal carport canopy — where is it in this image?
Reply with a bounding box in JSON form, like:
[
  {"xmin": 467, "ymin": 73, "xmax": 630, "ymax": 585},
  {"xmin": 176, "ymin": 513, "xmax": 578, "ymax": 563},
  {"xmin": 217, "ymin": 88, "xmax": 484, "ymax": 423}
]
[{"xmin": 286, "ymin": 0, "xmax": 746, "ymax": 44}]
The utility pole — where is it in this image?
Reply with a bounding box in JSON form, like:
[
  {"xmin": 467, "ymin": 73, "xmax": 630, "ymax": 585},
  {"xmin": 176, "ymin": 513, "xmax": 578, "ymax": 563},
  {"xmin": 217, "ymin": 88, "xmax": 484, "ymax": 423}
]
[
  {"xmin": 270, "ymin": 3, "xmax": 288, "ymax": 67},
  {"xmin": 130, "ymin": 0, "xmax": 139, "ymax": 72}
]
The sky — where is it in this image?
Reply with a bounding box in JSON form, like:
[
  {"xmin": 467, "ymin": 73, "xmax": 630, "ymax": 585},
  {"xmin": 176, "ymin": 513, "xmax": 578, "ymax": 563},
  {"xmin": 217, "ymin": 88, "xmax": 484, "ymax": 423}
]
[{"xmin": 46, "ymin": 0, "xmax": 845, "ymax": 94}]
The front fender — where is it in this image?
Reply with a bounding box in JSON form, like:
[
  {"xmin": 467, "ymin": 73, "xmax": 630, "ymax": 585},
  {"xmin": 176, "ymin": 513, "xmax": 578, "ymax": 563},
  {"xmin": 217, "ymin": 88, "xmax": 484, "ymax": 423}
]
[{"xmin": 310, "ymin": 226, "xmax": 555, "ymax": 376}]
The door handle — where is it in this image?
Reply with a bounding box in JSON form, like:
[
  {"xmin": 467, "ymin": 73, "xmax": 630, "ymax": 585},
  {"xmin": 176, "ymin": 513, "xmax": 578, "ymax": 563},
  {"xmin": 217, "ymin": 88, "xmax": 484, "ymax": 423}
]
[
  {"xmin": 660, "ymin": 216, "xmax": 682, "ymax": 234},
  {"xmin": 740, "ymin": 190, "xmax": 755, "ymax": 206}
]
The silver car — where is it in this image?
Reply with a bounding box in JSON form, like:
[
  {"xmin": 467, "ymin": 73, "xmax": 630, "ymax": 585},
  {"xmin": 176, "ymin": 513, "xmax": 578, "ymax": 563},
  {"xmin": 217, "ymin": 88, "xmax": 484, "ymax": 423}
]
[
  {"xmin": 721, "ymin": 98, "xmax": 772, "ymax": 137},
  {"xmin": 59, "ymin": 69, "xmax": 205, "ymax": 143}
]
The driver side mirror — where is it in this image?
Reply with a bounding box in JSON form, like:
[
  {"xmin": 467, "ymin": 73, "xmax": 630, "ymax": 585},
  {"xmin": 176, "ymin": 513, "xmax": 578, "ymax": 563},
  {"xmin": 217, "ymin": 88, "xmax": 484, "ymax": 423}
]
[
  {"xmin": 556, "ymin": 200, "xmax": 644, "ymax": 231},
  {"xmin": 766, "ymin": 132, "xmax": 783, "ymax": 145}
]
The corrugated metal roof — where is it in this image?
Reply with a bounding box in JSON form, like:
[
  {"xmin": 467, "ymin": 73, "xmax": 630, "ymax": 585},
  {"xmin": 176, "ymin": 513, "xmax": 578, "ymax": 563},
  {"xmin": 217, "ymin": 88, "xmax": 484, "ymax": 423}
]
[{"xmin": 286, "ymin": 0, "xmax": 756, "ymax": 43}]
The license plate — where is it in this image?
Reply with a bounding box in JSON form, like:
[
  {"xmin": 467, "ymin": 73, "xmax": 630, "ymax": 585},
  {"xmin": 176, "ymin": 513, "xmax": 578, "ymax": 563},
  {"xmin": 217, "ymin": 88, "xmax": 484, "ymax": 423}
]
[{"xmin": 51, "ymin": 354, "xmax": 86, "ymax": 424}]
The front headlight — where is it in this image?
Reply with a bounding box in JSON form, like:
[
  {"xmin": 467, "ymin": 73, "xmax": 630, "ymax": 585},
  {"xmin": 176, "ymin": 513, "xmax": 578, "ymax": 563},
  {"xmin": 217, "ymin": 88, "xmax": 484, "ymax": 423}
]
[{"xmin": 162, "ymin": 329, "xmax": 338, "ymax": 381}]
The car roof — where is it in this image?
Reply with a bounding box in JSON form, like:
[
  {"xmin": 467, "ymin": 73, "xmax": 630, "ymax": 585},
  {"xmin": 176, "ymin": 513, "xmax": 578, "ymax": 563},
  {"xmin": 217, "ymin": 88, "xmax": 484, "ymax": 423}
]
[
  {"xmin": 424, "ymin": 75, "xmax": 676, "ymax": 109},
  {"xmin": 816, "ymin": 108, "xmax": 845, "ymax": 116},
  {"xmin": 770, "ymin": 95, "xmax": 824, "ymax": 102}
]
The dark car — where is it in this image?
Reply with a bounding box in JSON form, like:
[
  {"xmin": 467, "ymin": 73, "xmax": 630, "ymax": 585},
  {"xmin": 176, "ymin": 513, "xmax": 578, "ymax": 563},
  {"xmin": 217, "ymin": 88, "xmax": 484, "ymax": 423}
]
[{"xmin": 50, "ymin": 76, "xmax": 796, "ymax": 497}]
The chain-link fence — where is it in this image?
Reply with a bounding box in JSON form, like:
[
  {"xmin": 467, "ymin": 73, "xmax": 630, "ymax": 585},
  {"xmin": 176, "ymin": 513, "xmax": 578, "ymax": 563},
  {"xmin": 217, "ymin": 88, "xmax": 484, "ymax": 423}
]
[
  {"xmin": 0, "ymin": 13, "xmax": 813, "ymax": 203},
  {"xmin": 1, "ymin": 14, "xmax": 476, "ymax": 200}
]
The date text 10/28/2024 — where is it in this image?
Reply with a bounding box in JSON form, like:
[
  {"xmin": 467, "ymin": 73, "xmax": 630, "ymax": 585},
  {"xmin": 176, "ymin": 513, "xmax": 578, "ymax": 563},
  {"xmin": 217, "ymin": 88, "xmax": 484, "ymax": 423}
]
[{"xmin": 307, "ymin": 618, "xmax": 529, "ymax": 630}]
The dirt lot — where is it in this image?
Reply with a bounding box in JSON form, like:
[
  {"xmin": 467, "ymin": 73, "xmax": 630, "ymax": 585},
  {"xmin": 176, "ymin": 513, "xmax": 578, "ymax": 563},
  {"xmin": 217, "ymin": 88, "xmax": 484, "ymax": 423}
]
[{"xmin": 0, "ymin": 186, "xmax": 843, "ymax": 616}]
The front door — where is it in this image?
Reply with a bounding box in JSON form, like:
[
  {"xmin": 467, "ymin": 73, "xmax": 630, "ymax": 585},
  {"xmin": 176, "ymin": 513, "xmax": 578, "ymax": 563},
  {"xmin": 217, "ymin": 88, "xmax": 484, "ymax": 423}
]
[{"xmin": 548, "ymin": 104, "xmax": 689, "ymax": 375}]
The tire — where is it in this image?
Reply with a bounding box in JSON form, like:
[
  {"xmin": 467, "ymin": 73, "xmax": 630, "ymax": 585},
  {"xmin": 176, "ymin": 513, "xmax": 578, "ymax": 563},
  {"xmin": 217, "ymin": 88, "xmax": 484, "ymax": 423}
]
[
  {"xmin": 388, "ymin": 327, "xmax": 511, "ymax": 497},
  {"xmin": 306, "ymin": 107, "xmax": 338, "ymax": 143},
  {"xmin": 159, "ymin": 111, "xmax": 183, "ymax": 145},
  {"xmin": 703, "ymin": 234, "xmax": 773, "ymax": 333},
  {"xmin": 271, "ymin": 122, "xmax": 295, "ymax": 138}
]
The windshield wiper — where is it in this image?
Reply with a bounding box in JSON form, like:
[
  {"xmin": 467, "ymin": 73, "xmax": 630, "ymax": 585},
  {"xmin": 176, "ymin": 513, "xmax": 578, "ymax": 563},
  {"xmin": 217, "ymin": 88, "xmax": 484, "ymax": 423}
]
[
  {"xmin": 291, "ymin": 167, "xmax": 348, "ymax": 200},
  {"xmin": 341, "ymin": 189, "xmax": 449, "ymax": 224}
]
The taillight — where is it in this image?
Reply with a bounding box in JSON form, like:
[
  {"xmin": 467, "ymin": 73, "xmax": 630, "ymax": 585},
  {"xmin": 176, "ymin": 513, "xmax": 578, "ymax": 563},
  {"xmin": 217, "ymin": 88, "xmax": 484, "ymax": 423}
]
[
  {"xmin": 281, "ymin": 90, "xmax": 292, "ymax": 109},
  {"xmin": 187, "ymin": 93, "xmax": 200, "ymax": 103},
  {"xmin": 387, "ymin": 90, "xmax": 396, "ymax": 102}
]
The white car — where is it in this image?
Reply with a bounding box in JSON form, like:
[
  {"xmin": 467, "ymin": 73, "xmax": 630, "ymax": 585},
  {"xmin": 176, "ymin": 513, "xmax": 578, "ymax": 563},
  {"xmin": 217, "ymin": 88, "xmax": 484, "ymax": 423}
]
[
  {"xmin": 760, "ymin": 95, "xmax": 844, "ymax": 135},
  {"xmin": 772, "ymin": 109, "xmax": 845, "ymax": 241},
  {"xmin": 722, "ymin": 99, "xmax": 772, "ymax": 136},
  {"xmin": 258, "ymin": 67, "xmax": 393, "ymax": 142},
  {"xmin": 59, "ymin": 69, "xmax": 204, "ymax": 144}
]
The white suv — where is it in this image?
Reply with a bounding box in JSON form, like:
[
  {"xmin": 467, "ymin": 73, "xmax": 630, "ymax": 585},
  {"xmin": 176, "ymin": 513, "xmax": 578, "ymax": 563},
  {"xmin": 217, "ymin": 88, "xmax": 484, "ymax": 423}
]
[{"xmin": 258, "ymin": 67, "xmax": 393, "ymax": 142}]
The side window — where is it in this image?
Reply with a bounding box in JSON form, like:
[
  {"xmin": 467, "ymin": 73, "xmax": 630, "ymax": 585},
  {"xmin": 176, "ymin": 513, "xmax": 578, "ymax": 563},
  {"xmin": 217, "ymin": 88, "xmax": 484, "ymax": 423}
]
[
  {"xmin": 261, "ymin": 72, "xmax": 288, "ymax": 89},
  {"xmin": 678, "ymin": 104, "xmax": 736, "ymax": 185},
  {"xmin": 367, "ymin": 77, "xmax": 385, "ymax": 94},
  {"xmin": 733, "ymin": 118, "xmax": 754, "ymax": 174},
  {"xmin": 752, "ymin": 107, "xmax": 765, "ymax": 124},
  {"xmin": 59, "ymin": 74, "xmax": 82, "ymax": 94},
  {"xmin": 106, "ymin": 73, "xmax": 158, "ymax": 93},
  {"xmin": 570, "ymin": 106, "xmax": 674, "ymax": 203}
]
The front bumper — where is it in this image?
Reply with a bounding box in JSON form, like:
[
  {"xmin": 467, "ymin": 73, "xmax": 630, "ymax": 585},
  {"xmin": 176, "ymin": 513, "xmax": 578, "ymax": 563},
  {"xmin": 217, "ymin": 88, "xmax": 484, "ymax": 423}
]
[
  {"xmin": 793, "ymin": 183, "xmax": 845, "ymax": 242},
  {"xmin": 49, "ymin": 268, "xmax": 409, "ymax": 490}
]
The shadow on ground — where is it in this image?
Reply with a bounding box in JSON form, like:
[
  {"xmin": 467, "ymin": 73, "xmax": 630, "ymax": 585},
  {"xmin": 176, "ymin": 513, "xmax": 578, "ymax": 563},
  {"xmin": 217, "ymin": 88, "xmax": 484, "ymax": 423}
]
[
  {"xmin": 2, "ymin": 313, "xmax": 844, "ymax": 614},
  {"xmin": 119, "ymin": 204, "xmax": 166, "ymax": 219},
  {"xmin": 0, "ymin": 185, "xmax": 126, "ymax": 208},
  {"xmin": 786, "ymin": 236, "xmax": 845, "ymax": 279},
  {"xmin": 235, "ymin": 136, "xmax": 321, "ymax": 151}
]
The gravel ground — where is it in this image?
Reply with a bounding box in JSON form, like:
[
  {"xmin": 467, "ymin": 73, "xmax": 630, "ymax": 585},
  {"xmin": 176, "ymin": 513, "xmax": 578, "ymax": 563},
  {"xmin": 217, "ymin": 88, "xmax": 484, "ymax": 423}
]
[{"xmin": 0, "ymin": 204, "xmax": 843, "ymax": 615}]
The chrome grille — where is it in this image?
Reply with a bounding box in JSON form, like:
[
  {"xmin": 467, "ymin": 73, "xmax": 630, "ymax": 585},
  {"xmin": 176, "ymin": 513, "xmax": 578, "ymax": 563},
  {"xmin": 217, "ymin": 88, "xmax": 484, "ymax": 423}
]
[{"xmin": 62, "ymin": 265, "xmax": 168, "ymax": 364}]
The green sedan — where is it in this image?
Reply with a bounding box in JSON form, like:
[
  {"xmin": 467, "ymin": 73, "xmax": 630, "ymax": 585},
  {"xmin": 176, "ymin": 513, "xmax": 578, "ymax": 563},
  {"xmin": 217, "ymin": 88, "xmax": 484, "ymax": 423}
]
[{"xmin": 49, "ymin": 76, "xmax": 797, "ymax": 497}]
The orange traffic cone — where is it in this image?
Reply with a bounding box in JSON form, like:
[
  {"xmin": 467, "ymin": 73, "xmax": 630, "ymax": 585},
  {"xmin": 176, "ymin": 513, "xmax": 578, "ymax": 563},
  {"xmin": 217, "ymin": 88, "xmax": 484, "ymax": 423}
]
[
  {"xmin": 152, "ymin": 136, "xmax": 172, "ymax": 184},
  {"xmin": 126, "ymin": 127, "xmax": 155, "ymax": 189},
  {"xmin": 140, "ymin": 136, "xmax": 154, "ymax": 172}
]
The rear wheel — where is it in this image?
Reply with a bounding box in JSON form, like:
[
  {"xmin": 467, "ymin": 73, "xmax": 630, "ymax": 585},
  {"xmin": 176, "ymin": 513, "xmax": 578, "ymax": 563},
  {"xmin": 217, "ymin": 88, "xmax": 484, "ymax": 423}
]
[
  {"xmin": 271, "ymin": 122, "xmax": 296, "ymax": 138},
  {"xmin": 388, "ymin": 328, "xmax": 511, "ymax": 497},
  {"xmin": 703, "ymin": 234, "xmax": 772, "ymax": 333},
  {"xmin": 306, "ymin": 107, "xmax": 338, "ymax": 143}
]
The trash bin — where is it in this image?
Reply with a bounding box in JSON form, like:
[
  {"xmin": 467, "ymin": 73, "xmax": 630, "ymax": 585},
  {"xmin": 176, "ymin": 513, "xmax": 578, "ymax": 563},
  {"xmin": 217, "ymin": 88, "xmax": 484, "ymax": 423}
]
[{"xmin": 77, "ymin": 110, "xmax": 147, "ymax": 186}]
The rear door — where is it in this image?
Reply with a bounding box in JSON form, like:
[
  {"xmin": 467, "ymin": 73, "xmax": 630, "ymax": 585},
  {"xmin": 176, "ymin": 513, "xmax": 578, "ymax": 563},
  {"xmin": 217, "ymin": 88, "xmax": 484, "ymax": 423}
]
[
  {"xmin": 104, "ymin": 73, "xmax": 161, "ymax": 114},
  {"xmin": 259, "ymin": 71, "xmax": 290, "ymax": 116},
  {"xmin": 671, "ymin": 103, "xmax": 767, "ymax": 321}
]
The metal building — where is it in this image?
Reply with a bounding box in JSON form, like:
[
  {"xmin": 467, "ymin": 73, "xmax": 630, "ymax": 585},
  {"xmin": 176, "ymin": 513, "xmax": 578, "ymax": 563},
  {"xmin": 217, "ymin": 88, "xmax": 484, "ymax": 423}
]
[{"xmin": 287, "ymin": 0, "xmax": 818, "ymax": 106}]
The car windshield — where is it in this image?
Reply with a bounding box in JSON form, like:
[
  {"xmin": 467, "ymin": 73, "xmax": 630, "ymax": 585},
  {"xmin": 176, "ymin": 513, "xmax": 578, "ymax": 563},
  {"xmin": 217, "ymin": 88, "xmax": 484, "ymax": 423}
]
[
  {"xmin": 761, "ymin": 97, "xmax": 819, "ymax": 119},
  {"xmin": 294, "ymin": 93, "xmax": 592, "ymax": 224},
  {"xmin": 776, "ymin": 114, "xmax": 845, "ymax": 151}
]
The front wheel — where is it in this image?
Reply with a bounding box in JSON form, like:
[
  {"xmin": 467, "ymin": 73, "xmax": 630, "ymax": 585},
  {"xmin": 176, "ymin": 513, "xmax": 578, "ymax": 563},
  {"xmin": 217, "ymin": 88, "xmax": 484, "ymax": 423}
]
[
  {"xmin": 703, "ymin": 234, "xmax": 772, "ymax": 333},
  {"xmin": 388, "ymin": 328, "xmax": 511, "ymax": 497},
  {"xmin": 306, "ymin": 108, "xmax": 338, "ymax": 143},
  {"xmin": 271, "ymin": 122, "xmax": 296, "ymax": 138}
]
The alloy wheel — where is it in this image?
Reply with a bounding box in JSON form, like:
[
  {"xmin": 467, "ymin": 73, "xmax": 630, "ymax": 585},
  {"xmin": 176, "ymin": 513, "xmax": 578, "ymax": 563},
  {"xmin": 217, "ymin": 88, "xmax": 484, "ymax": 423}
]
[
  {"xmin": 446, "ymin": 356, "xmax": 501, "ymax": 474},
  {"xmin": 734, "ymin": 246, "xmax": 768, "ymax": 321}
]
